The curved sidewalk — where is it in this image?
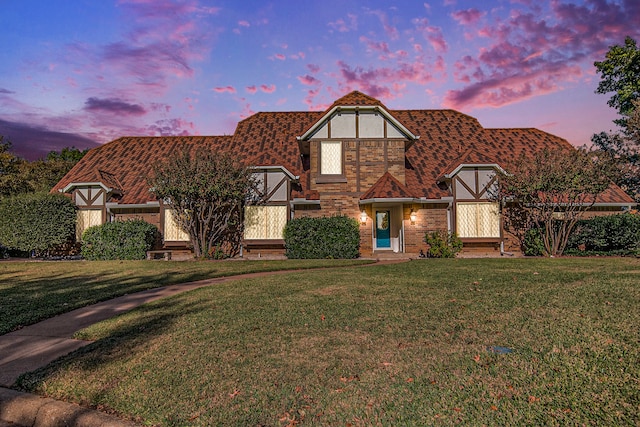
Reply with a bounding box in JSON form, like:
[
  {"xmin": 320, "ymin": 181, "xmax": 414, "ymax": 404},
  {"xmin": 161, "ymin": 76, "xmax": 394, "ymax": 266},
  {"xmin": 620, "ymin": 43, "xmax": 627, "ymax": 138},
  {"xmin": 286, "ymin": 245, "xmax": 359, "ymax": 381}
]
[{"xmin": 0, "ymin": 259, "xmax": 408, "ymax": 426}]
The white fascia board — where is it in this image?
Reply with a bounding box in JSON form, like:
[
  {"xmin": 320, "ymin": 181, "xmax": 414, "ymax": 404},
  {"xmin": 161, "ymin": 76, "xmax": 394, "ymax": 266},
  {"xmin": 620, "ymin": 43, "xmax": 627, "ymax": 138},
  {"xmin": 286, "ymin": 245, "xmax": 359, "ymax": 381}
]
[
  {"xmin": 297, "ymin": 105, "xmax": 419, "ymax": 141},
  {"xmin": 62, "ymin": 182, "xmax": 112, "ymax": 193},
  {"xmin": 441, "ymin": 164, "xmax": 506, "ymax": 180},
  {"xmin": 250, "ymin": 165, "xmax": 298, "ymax": 181},
  {"xmin": 359, "ymin": 197, "xmax": 416, "ymax": 205},
  {"xmin": 106, "ymin": 202, "xmax": 160, "ymax": 209}
]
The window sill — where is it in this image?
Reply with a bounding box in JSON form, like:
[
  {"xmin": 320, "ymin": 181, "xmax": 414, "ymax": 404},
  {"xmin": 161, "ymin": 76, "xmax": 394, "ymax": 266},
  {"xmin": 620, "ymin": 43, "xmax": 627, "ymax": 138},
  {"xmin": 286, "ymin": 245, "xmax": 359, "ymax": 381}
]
[{"xmin": 316, "ymin": 175, "xmax": 347, "ymax": 183}]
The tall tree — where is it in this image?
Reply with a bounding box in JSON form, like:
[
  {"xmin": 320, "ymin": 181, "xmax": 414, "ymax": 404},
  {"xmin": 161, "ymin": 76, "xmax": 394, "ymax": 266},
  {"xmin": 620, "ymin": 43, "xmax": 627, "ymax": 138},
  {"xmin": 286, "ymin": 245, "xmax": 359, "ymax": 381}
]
[
  {"xmin": 494, "ymin": 148, "xmax": 613, "ymax": 257},
  {"xmin": 149, "ymin": 148, "xmax": 258, "ymax": 258},
  {"xmin": 592, "ymin": 36, "xmax": 640, "ymax": 201},
  {"xmin": 0, "ymin": 137, "xmax": 30, "ymax": 197}
]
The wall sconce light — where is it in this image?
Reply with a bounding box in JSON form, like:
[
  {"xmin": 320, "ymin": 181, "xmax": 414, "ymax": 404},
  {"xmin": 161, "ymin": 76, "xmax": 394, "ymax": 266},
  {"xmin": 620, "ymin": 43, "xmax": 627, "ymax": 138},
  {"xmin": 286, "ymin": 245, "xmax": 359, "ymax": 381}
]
[
  {"xmin": 360, "ymin": 210, "xmax": 367, "ymax": 224},
  {"xmin": 410, "ymin": 211, "xmax": 417, "ymax": 224}
]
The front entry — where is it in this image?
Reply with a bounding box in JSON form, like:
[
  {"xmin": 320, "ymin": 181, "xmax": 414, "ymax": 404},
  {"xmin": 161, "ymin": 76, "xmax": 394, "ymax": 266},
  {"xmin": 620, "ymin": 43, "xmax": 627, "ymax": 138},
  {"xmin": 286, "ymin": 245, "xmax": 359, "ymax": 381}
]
[{"xmin": 376, "ymin": 210, "xmax": 391, "ymax": 249}]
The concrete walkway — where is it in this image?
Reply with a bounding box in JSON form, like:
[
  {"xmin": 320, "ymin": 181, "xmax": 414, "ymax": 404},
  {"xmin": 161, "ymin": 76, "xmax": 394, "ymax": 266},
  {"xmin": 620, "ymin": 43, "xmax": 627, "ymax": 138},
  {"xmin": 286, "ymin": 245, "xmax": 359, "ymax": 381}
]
[{"xmin": 0, "ymin": 259, "xmax": 408, "ymax": 426}]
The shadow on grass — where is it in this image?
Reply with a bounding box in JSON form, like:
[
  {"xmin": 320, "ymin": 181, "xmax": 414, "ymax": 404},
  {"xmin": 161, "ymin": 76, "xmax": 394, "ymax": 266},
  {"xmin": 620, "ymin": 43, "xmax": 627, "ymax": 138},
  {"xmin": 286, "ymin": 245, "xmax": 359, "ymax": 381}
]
[
  {"xmin": 14, "ymin": 296, "xmax": 208, "ymax": 404},
  {"xmin": 0, "ymin": 268, "xmax": 226, "ymax": 335}
]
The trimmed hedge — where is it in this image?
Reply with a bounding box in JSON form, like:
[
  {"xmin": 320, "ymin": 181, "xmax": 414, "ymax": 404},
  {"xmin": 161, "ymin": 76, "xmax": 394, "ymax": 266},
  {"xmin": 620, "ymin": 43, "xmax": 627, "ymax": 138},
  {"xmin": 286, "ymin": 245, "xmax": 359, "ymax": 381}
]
[
  {"xmin": 566, "ymin": 213, "xmax": 640, "ymax": 256},
  {"xmin": 81, "ymin": 220, "xmax": 159, "ymax": 260},
  {"xmin": 283, "ymin": 215, "xmax": 360, "ymax": 259},
  {"xmin": 0, "ymin": 192, "xmax": 76, "ymax": 255}
]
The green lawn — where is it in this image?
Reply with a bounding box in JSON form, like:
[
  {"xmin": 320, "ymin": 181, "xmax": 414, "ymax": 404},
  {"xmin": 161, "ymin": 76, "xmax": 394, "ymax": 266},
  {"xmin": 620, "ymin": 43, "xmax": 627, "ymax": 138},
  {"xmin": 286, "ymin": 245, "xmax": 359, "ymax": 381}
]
[
  {"xmin": 14, "ymin": 258, "xmax": 640, "ymax": 426},
  {"xmin": 0, "ymin": 259, "xmax": 370, "ymax": 335}
]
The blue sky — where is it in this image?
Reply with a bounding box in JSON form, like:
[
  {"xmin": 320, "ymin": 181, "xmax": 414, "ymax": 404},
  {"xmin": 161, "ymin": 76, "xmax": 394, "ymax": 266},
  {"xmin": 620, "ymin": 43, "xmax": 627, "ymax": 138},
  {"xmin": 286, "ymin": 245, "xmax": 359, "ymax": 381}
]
[{"xmin": 1, "ymin": 0, "xmax": 638, "ymax": 159}]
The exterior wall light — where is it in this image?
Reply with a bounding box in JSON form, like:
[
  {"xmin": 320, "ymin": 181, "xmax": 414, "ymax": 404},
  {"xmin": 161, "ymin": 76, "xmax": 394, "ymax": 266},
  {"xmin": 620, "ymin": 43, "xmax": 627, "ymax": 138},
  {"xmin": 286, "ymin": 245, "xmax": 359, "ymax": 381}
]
[
  {"xmin": 360, "ymin": 210, "xmax": 368, "ymax": 224},
  {"xmin": 410, "ymin": 211, "xmax": 417, "ymax": 224}
]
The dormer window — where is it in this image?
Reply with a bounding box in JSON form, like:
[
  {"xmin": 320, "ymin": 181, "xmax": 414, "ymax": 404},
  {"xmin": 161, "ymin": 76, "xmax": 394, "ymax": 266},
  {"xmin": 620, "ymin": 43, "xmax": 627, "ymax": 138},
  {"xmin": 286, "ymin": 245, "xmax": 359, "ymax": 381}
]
[{"xmin": 320, "ymin": 141, "xmax": 342, "ymax": 175}]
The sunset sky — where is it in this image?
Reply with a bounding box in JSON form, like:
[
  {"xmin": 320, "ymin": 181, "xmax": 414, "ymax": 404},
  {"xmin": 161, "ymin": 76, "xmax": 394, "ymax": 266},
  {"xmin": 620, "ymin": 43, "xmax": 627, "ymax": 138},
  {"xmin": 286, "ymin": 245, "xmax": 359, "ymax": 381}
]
[{"xmin": 1, "ymin": 0, "xmax": 639, "ymax": 160}]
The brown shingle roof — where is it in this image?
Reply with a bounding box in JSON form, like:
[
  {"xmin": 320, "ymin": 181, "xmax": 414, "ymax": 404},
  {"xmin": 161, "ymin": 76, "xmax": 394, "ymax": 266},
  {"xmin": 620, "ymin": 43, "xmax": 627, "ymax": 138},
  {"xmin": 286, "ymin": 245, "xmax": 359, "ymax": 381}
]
[
  {"xmin": 360, "ymin": 172, "xmax": 417, "ymax": 200},
  {"xmin": 53, "ymin": 91, "xmax": 635, "ymax": 206},
  {"xmin": 52, "ymin": 136, "xmax": 232, "ymax": 204}
]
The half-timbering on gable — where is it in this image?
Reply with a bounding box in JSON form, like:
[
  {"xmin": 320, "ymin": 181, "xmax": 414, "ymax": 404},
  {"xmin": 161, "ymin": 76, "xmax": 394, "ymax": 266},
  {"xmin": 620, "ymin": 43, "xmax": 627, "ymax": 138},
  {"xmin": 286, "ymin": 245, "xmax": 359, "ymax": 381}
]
[{"xmin": 52, "ymin": 91, "xmax": 635, "ymax": 257}]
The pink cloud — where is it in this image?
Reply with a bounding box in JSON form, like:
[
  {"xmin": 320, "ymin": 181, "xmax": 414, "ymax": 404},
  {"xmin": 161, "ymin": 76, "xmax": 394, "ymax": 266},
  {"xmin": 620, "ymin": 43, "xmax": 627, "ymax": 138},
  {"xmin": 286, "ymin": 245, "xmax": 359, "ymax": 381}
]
[
  {"xmin": 146, "ymin": 118, "xmax": 196, "ymax": 136},
  {"xmin": 328, "ymin": 13, "xmax": 358, "ymax": 33},
  {"xmin": 245, "ymin": 85, "xmax": 257, "ymax": 94},
  {"xmin": 260, "ymin": 84, "xmax": 276, "ymax": 93},
  {"xmin": 444, "ymin": 0, "xmax": 640, "ymax": 110},
  {"xmin": 213, "ymin": 86, "xmax": 236, "ymax": 94},
  {"xmin": 451, "ymin": 8, "xmax": 485, "ymax": 25},
  {"xmin": 238, "ymin": 20, "xmax": 250, "ymax": 27},
  {"xmin": 334, "ymin": 59, "xmax": 437, "ymax": 101},
  {"xmin": 307, "ymin": 64, "xmax": 320, "ymax": 73},
  {"xmin": 411, "ymin": 18, "xmax": 448, "ymax": 53},
  {"xmin": 367, "ymin": 10, "xmax": 399, "ymax": 40},
  {"xmin": 272, "ymin": 53, "xmax": 286, "ymax": 61},
  {"xmin": 298, "ymin": 75, "xmax": 321, "ymax": 86}
]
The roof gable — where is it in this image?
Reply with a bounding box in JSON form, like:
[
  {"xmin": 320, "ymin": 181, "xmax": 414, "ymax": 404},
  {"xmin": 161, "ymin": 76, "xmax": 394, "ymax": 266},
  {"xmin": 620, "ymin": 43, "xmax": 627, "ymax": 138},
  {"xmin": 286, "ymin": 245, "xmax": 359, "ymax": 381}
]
[
  {"xmin": 297, "ymin": 91, "xmax": 419, "ymax": 154},
  {"xmin": 360, "ymin": 172, "xmax": 417, "ymax": 202}
]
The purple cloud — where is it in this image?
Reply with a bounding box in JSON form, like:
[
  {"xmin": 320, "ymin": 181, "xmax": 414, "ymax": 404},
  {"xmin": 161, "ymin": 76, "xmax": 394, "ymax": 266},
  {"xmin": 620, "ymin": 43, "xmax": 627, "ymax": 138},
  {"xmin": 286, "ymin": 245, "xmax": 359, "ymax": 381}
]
[
  {"xmin": 0, "ymin": 88, "xmax": 15, "ymax": 94},
  {"xmin": 84, "ymin": 97, "xmax": 146, "ymax": 115},
  {"xmin": 445, "ymin": 0, "xmax": 640, "ymax": 110},
  {"xmin": 451, "ymin": 9, "xmax": 485, "ymax": 25},
  {"xmin": 0, "ymin": 118, "xmax": 99, "ymax": 161}
]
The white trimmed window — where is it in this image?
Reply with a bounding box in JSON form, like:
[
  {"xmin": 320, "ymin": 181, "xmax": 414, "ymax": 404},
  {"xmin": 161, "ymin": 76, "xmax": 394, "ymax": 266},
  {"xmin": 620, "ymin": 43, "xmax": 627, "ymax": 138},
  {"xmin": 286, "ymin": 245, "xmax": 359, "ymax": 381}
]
[
  {"xmin": 76, "ymin": 209, "xmax": 102, "ymax": 240},
  {"xmin": 164, "ymin": 209, "xmax": 190, "ymax": 242},
  {"xmin": 244, "ymin": 205, "xmax": 288, "ymax": 240},
  {"xmin": 320, "ymin": 141, "xmax": 342, "ymax": 175},
  {"xmin": 456, "ymin": 202, "xmax": 500, "ymax": 238}
]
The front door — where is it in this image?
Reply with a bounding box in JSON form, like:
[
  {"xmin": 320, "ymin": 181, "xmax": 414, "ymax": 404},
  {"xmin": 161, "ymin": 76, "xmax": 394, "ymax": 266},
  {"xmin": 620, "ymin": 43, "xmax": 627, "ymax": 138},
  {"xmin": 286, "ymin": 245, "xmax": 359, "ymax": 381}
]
[{"xmin": 376, "ymin": 210, "xmax": 391, "ymax": 248}]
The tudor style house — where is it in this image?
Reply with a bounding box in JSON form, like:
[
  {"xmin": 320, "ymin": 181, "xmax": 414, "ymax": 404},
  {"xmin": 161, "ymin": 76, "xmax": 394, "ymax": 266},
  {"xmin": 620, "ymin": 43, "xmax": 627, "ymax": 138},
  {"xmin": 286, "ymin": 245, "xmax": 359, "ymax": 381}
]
[{"xmin": 52, "ymin": 91, "xmax": 635, "ymax": 257}]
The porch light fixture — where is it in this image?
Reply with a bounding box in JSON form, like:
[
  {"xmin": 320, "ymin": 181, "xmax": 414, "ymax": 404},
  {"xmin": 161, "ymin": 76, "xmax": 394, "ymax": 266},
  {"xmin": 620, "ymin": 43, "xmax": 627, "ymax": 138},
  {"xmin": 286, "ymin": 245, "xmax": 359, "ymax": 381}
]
[
  {"xmin": 410, "ymin": 211, "xmax": 417, "ymax": 224},
  {"xmin": 360, "ymin": 210, "xmax": 367, "ymax": 224}
]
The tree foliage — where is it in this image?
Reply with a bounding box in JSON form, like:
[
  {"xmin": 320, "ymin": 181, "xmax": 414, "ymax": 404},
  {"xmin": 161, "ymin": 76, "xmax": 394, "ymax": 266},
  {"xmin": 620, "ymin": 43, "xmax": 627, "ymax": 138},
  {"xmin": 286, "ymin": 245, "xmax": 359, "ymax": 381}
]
[
  {"xmin": 592, "ymin": 36, "xmax": 640, "ymax": 202},
  {"xmin": 0, "ymin": 138, "xmax": 87, "ymax": 197},
  {"xmin": 594, "ymin": 36, "xmax": 640, "ymax": 121},
  {"xmin": 0, "ymin": 192, "xmax": 76, "ymax": 255},
  {"xmin": 149, "ymin": 148, "xmax": 257, "ymax": 258},
  {"xmin": 493, "ymin": 148, "xmax": 613, "ymax": 257}
]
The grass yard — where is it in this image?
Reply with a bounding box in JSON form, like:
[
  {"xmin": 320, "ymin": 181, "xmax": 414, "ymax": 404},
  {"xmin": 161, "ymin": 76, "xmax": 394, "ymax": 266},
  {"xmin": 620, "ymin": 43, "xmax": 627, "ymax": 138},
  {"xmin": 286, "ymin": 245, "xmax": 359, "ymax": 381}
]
[
  {"xmin": 15, "ymin": 258, "xmax": 640, "ymax": 426},
  {"xmin": 0, "ymin": 259, "xmax": 370, "ymax": 335}
]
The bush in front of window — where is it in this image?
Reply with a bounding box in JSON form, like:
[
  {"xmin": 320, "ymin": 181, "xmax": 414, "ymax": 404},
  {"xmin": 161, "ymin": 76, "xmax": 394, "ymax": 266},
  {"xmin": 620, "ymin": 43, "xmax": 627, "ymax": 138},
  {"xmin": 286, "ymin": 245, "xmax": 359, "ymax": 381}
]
[
  {"xmin": 283, "ymin": 215, "xmax": 360, "ymax": 259},
  {"xmin": 424, "ymin": 230, "xmax": 463, "ymax": 258},
  {"xmin": 81, "ymin": 219, "xmax": 159, "ymax": 260}
]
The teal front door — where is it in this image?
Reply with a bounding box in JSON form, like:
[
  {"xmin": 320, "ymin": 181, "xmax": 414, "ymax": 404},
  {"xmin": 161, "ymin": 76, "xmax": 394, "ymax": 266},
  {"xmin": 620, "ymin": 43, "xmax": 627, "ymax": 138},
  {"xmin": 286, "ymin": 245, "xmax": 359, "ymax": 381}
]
[{"xmin": 376, "ymin": 210, "xmax": 391, "ymax": 248}]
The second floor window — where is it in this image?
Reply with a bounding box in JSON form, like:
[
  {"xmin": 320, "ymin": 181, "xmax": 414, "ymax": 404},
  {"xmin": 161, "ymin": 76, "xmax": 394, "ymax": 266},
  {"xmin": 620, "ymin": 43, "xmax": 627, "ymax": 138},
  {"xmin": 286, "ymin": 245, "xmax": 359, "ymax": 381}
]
[{"xmin": 320, "ymin": 141, "xmax": 342, "ymax": 175}]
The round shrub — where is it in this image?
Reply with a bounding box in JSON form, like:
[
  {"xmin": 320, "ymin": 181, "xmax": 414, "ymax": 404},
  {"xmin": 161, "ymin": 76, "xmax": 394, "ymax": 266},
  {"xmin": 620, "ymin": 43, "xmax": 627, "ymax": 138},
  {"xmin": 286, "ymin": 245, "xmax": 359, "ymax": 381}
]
[
  {"xmin": 424, "ymin": 230, "xmax": 462, "ymax": 258},
  {"xmin": 284, "ymin": 215, "xmax": 360, "ymax": 259},
  {"xmin": 81, "ymin": 219, "xmax": 159, "ymax": 260}
]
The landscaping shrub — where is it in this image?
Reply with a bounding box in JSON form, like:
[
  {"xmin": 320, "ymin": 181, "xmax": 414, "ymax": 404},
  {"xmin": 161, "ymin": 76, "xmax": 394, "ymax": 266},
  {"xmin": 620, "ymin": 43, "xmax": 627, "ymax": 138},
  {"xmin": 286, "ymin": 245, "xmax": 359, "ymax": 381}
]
[
  {"xmin": 81, "ymin": 219, "xmax": 159, "ymax": 260},
  {"xmin": 566, "ymin": 213, "xmax": 640, "ymax": 256},
  {"xmin": 424, "ymin": 230, "xmax": 462, "ymax": 258},
  {"xmin": 523, "ymin": 227, "xmax": 545, "ymax": 256},
  {"xmin": 0, "ymin": 192, "xmax": 76, "ymax": 256},
  {"xmin": 283, "ymin": 215, "xmax": 360, "ymax": 259}
]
